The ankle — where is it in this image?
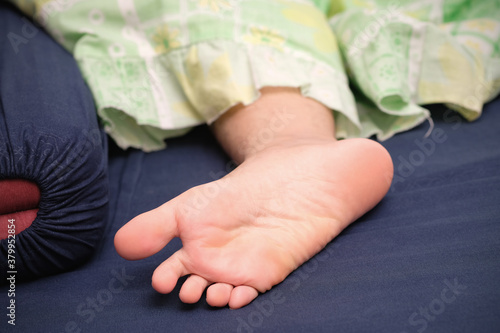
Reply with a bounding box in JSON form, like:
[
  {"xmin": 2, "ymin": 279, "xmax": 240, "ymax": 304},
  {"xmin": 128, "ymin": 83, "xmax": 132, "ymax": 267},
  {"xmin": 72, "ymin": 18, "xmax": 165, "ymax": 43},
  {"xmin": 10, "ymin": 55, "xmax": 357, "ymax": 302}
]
[
  {"xmin": 240, "ymin": 135, "xmax": 336, "ymax": 162},
  {"xmin": 212, "ymin": 87, "xmax": 336, "ymax": 164}
]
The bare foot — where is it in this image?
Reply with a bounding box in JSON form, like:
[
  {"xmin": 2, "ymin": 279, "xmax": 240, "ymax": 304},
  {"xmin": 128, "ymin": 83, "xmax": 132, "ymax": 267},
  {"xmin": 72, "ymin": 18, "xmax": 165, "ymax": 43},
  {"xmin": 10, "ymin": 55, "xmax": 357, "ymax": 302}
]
[{"xmin": 114, "ymin": 137, "xmax": 393, "ymax": 309}]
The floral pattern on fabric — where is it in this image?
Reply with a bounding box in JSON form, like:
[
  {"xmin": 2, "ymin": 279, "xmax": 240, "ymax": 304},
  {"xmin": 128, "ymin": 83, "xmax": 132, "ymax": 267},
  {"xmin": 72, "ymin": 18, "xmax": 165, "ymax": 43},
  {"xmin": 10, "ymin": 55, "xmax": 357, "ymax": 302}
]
[{"xmin": 8, "ymin": 0, "xmax": 500, "ymax": 151}]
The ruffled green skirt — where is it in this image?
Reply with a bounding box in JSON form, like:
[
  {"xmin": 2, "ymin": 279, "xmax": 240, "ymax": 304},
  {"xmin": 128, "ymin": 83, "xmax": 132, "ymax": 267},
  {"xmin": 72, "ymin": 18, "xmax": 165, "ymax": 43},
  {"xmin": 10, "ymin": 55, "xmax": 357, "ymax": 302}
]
[{"xmin": 11, "ymin": 0, "xmax": 500, "ymax": 151}]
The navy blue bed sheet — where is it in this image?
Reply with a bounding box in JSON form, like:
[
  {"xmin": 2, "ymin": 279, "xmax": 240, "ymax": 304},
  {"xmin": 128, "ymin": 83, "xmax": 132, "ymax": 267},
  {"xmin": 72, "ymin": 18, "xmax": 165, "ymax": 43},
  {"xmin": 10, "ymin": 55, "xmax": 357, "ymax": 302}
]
[
  {"xmin": 0, "ymin": 4, "xmax": 108, "ymax": 282},
  {"xmin": 2, "ymin": 96, "xmax": 500, "ymax": 332}
]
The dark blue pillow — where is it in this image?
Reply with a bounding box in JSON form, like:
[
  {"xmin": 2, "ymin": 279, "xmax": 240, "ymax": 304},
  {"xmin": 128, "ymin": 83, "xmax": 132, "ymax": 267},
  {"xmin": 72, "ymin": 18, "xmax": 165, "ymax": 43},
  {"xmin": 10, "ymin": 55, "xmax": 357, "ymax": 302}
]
[{"xmin": 0, "ymin": 3, "xmax": 108, "ymax": 281}]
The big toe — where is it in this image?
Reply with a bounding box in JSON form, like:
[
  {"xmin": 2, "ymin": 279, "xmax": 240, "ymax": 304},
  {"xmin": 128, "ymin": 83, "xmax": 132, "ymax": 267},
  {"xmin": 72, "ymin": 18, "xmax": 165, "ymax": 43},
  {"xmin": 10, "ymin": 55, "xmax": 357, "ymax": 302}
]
[{"xmin": 114, "ymin": 202, "xmax": 179, "ymax": 260}]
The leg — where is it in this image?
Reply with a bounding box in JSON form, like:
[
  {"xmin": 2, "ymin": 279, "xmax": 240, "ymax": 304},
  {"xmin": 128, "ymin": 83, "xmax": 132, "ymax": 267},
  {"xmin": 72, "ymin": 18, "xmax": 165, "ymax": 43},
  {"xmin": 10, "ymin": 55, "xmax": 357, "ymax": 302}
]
[{"xmin": 114, "ymin": 87, "xmax": 393, "ymax": 308}]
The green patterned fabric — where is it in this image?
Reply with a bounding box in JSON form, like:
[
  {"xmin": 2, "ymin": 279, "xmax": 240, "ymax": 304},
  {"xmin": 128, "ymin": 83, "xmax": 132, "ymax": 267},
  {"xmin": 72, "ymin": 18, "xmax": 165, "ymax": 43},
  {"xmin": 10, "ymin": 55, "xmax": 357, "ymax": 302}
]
[{"xmin": 9, "ymin": 0, "xmax": 500, "ymax": 151}]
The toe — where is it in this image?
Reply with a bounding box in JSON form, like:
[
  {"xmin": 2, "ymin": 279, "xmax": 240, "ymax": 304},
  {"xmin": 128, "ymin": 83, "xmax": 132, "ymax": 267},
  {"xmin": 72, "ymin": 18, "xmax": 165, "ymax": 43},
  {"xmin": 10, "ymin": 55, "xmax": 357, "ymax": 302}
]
[
  {"xmin": 114, "ymin": 202, "xmax": 179, "ymax": 260},
  {"xmin": 152, "ymin": 251, "xmax": 188, "ymax": 294},
  {"xmin": 206, "ymin": 283, "xmax": 233, "ymax": 307},
  {"xmin": 179, "ymin": 275, "xmax": 210, "ymax": 304},
  {"xmin": 228, "ymin": 286, "xmax": 259, "ymax": 309}
]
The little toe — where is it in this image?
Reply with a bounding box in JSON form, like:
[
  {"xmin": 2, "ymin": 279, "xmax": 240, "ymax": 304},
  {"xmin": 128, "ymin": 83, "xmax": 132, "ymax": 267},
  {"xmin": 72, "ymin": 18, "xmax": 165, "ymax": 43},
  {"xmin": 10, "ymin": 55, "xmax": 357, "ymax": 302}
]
[
  {"xmin": 228, "ymin": 286, "xmax": 259, "ymax": 309},
  {"xmin": 179, "ymin": 275, "xmax": 210, "ymax": 304},
  {"xmin": 206, "ymin": 283, "xmax": 233, "ymax": 307}
]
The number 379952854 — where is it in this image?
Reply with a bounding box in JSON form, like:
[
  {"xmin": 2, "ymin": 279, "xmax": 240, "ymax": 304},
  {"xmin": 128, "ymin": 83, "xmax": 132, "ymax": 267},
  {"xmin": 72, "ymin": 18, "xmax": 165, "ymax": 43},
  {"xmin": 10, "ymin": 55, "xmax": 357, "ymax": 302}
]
[{"xmin": 7, "ymin": 219, "xmax": 16, "ymax": 268}]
